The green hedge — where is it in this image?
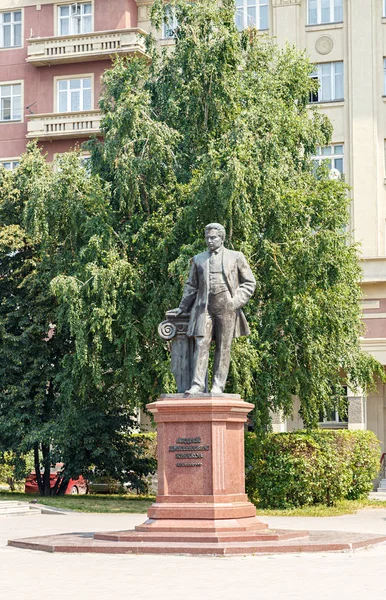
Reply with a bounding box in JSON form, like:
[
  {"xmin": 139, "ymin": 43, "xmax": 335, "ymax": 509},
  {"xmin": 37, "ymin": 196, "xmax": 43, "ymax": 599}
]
[{"xmin": 245, "ymin": 430, "xmax": 381, "ymax": 508}]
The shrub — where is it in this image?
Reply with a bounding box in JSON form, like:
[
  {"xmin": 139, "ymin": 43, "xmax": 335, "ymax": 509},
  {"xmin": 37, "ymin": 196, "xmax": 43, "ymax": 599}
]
[
  {"xmin": 124, "ymin": 432, "xmax": 157, "ymax": 494},
  {"xmin": 343, "ymin": 430, "xmax": 381, "ymax": 499},
  {"xmin": 246, "ymin": 429, "xmax": 381, "ymax": 508},
  {"xmin": 87, "ymin": 432, "xmax": 157, "ymax": 495},
  {"xmin": 0, "ymin": 451, "xmax": 34, "ymax": 491},
  {"xmin": 245, "ymin": 432, "xmax": 260, "ymax": 504}
]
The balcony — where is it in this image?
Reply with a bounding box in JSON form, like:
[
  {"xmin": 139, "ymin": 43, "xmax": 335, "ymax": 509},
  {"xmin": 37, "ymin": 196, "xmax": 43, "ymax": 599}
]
[
  {"xmin": 26, "ymin": 110, "xmax": 101, "ymax": 140},
  {"xmin": 27, "ymin": 28, "xmax": 147, "ymax": 66}
]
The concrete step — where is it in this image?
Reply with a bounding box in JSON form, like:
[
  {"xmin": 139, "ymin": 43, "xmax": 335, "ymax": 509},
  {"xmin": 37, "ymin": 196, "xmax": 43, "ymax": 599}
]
[
  {"xmin": 9, "ymin": 530, "xmax": 386, "ymax": 556},
  {"xmin": 0, "ymin": 501, "xmax": 41, "ymax": 517}
]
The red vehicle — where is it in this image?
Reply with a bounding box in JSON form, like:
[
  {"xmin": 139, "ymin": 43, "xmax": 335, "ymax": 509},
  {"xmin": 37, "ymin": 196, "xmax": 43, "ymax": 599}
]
[{"xmin": 25, "ymin": 465, "xmax": 87, "ymax": 495}]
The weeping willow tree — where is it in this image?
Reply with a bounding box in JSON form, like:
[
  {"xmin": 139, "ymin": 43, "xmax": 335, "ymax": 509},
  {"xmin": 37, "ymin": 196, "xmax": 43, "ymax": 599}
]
[{"xmin": 72, "ymin": 0, "xmax": 381, "ymax": 427}]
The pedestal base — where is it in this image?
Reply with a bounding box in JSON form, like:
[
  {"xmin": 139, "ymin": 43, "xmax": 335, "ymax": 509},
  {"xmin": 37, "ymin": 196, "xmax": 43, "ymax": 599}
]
[
  {"xmin": 10, "ymin": 530, "xmax": 386, "ymax": 555},
  {"xmin": 133, "ymin": 393, "xmax": 266, "ymax": 543}
]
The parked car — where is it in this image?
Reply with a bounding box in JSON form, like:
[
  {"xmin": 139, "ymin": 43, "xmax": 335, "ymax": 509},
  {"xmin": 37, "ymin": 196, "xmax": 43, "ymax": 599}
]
[
  {"xmin": 87, "ymin": 477, "xmax": 122, "ymax": 494},
  {"xmin": 87, "ymin": 475, "xmax": 135, "ymax": 494},
  {"xmin": 25, "ymin": 464, "xmax": 87, "ymax": 495}
]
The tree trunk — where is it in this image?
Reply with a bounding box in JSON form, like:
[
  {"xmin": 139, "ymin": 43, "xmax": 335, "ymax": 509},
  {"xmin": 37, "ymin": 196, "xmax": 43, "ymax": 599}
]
[
  {"xmin": 41, "ymin": 443, "xmax": 51, "ymax": 496},
  {"xmin": 56, "ymin": 477, "xmax": 69, "ymax": 496},
  {"xmin": 7, "ymin": 477, "xmax": 15, "ymax": 492},
  {"xmin": 34, "ymin": 443, "xmax": 43, "ymax": 496}
]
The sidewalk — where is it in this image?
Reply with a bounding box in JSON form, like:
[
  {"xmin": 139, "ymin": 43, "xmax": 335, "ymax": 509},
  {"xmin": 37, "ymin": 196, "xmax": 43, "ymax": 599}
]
[{"xmin": 2, "ymin": 508, "xmax": 386, "ymax": 600}]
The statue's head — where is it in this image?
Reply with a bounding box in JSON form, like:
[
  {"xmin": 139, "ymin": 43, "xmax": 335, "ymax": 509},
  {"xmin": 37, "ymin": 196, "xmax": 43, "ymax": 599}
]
[{"xmin": 205, "ymin": 223, "xmax": 225, "ymax": 251}]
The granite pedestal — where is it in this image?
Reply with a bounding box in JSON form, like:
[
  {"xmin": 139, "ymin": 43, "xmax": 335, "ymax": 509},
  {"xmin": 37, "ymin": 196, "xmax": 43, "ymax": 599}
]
[{"xmin": 122, "ymin": 393, "xmax": 268, "ymax": 541}]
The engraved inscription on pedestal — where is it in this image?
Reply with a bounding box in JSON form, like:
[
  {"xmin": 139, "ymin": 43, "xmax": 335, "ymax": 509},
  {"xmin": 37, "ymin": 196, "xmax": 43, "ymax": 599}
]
[{"xmin": 169, "ymin": 436, "xmax": 210, "ymax": 467}]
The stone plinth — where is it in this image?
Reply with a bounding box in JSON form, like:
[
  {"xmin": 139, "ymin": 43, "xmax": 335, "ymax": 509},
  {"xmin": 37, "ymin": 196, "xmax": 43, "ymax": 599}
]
[{"xmin": 128, "ymin": 393, "xmax": 267, "ymax": 540}]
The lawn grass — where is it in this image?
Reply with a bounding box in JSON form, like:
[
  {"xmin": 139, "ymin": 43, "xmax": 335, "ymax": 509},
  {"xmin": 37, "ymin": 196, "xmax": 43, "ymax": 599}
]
[
  {"xmin": 255, "ymin": 498, "xmax": 386, "ymax": 517},
  {"xmin": 0, "ymin": 491, "xmax": 154, "ymax": 513},
  {"xmin": 1, "ymin": 490, "xmax": 385, "ymax": 516}
]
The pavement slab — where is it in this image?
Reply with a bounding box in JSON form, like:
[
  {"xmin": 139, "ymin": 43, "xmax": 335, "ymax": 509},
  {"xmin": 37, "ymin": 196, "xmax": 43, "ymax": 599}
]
[{"xmin": 2, "ymin": 508, "xmax": 386, "ymax": 600}]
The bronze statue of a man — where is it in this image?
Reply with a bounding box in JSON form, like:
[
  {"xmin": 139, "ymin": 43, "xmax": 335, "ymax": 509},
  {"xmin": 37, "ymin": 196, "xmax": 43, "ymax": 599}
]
[{"xmin": 171, "ymin": 223, "xmax": 256, "ymax": 394}]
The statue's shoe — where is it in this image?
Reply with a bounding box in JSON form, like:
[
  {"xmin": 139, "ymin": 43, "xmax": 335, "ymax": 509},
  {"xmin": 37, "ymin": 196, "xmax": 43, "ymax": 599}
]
[
  {"xmin": 211, "ymin": 386, "xmax": 223, "ymax": 394},
  {"xmin": 184, "ymin": 385, "xmax": 204, "ymax": 395}
]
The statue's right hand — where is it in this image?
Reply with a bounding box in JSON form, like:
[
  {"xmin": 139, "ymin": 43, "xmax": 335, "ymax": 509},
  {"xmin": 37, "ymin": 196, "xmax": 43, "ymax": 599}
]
[{"xmin": 168, "ymin": 307, "xmax": 183, "ymax": 316}]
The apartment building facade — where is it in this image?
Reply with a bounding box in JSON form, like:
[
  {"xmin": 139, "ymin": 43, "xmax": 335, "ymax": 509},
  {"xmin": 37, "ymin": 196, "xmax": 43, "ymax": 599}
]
[
  {"xmin": 1, "ymin": 0, "xmax": 386, "ymax": 449},
  {"xmin": 0, "ymin": 0, "xmax": 146, "ymax": 164}
]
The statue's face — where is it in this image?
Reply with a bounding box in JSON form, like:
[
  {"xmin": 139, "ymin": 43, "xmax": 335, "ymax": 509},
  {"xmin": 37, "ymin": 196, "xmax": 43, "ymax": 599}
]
[{"xmin": 205, "ymin": 229, "xmax": 223, "ymax": 252}]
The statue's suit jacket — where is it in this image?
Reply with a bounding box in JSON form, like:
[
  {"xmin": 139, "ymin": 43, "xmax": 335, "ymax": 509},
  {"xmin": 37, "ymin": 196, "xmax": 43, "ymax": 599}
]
[{"xmin": 178, "ymin": 248, "xmax": 256, "ymax": 338}]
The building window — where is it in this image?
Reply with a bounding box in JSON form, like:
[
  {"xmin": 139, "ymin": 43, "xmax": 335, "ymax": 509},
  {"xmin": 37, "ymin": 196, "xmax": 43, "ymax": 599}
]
[
  {"xmin": 319, "ymin": 405, "xmax": 348, "ymax": 427},
  {"xmin": 0, "ymin": 83, "xmax": 22, "ymax": 122},
  {"xmin": 162, "ymin": 5, "xmax": 178, "ymax": 38},
  {"xmin": 309, "ymin": 62, "xmax": 344, "ymax": 103},
  {"xmin": 312, "ymin": 144, "xmax": 344, "ymax": 175},
  {"xmin": 308, "ymin": 0, "xmax": 343, "ymax": 25},
  {"xmin": 0, "ymin": 11, "xmax": 22, "ymax": 48},
  {"xmin": 57, "ymin": 77, "xmax": 92, "ymax": 112},
  {"xmin": 235, "ymin": 0, "xmax": 269, "ymax": 31},
  {"xmin": 0, "ymin": 159, "xmax": 19, "ymax": 170},
  {"xmin": 383, "ymin": 58, "xmax": 386, "ymax": 95},
  {"xmin": 319, "ymin": 390, "xmax": 348, "ymax": 428},
  {"xmin": 58, "ymin": 3, "xmax": 92, "ymax": 36}
]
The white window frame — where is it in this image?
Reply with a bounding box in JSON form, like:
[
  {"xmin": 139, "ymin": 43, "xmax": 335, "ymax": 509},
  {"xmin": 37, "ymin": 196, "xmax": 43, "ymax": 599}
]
[
  {"xmin": 312, "ymin": 144, "xmax": 344, "ymax": 175},
  {"xmin": 53, "ymin": 152, "xmax": 91, "ymax": 173},
  {"xmin": 318, "ymin": 390, "xmax": 348, "ymax": 429},
  {"xmin": 0, "ymin": 158, "xmax": 19, "ymax": 170},
  {"xmin": 383, "ymin": 58, "xmax": 386, "ymax": 95},
  {"xmin": 383, "ymin": 140, "xmax": 386, "ymax": 180},
  {"xmin": 54, "ymin": 74, "xmax": 93, "ymax": 113},
  {"xmin": 0, "ymin": 9, "xmax": 22, "ymax": 49},
  {"xmin": 0, "ymin": 81, "xmax": 23, "ymax": 122},
  {"xmin": 79, "ymin": 153, "xmax": 91, "ymax": 172},
  {"xmin": 318, "ymin": 406, "xmax": 348, "ymax": 428},
  {"xmin": 235, "ymin": 0, "xmax": 269, "ymax": 32},
  {"xmin": 307, "ymin": 0, "xmax": 343, "ymax": 26},
  {"xmin": 309, "ymin": 62, "xmax": 344, "ymax": 103},
  {"xmin": 57, "ymin": 2, "xmax": 93, "ymax": 37},
  {"xmin": 162, "ymin": 4, "xmax": 178, "ymax": 39},
  {"xmin": 384, "ymin": 0, "xmax": 386, "ymax": 18}
]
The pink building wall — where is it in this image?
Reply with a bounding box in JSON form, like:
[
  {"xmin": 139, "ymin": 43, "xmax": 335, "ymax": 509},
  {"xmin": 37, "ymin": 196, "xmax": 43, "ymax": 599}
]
[
  {"xmin": 0, "ymin": 0, "xmax": 138, "ymax": 161},
  {"xmin": 363, "ymin": 299, "xmax": 386, "ymax": 338}
]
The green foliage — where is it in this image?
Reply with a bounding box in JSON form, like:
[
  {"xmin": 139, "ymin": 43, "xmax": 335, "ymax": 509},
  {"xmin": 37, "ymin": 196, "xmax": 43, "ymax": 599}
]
[
  {"xmin": 0, "ymin": 451, "xmax": 34, "ymax": 490},
  {"xmin": 343, "ymin": 430, "xmax": 381, "ymax": 500},
  {"xmin": 85, "ymin": 432, "xmax": 157, "ymax": 494},
  {"xmin": 244, "ymin": 431, "xmax": 261, "ymax": 502},
  {"xmin": 0, "ymin": 144, "xmax": 143, "ymax": 493},
  {"xmin": 125, "ymin": 432, "xmax": 157, "ymax": 492},
  {"xmin": 247, "ymin": 430, "xmax": 381, "ymax": 508}
]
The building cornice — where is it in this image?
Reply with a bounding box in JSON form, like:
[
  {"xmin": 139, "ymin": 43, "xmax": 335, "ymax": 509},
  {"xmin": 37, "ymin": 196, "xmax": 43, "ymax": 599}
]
[{"xmin": 360, "ymin": 257, "xmax": 386, "ymax": 284}]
